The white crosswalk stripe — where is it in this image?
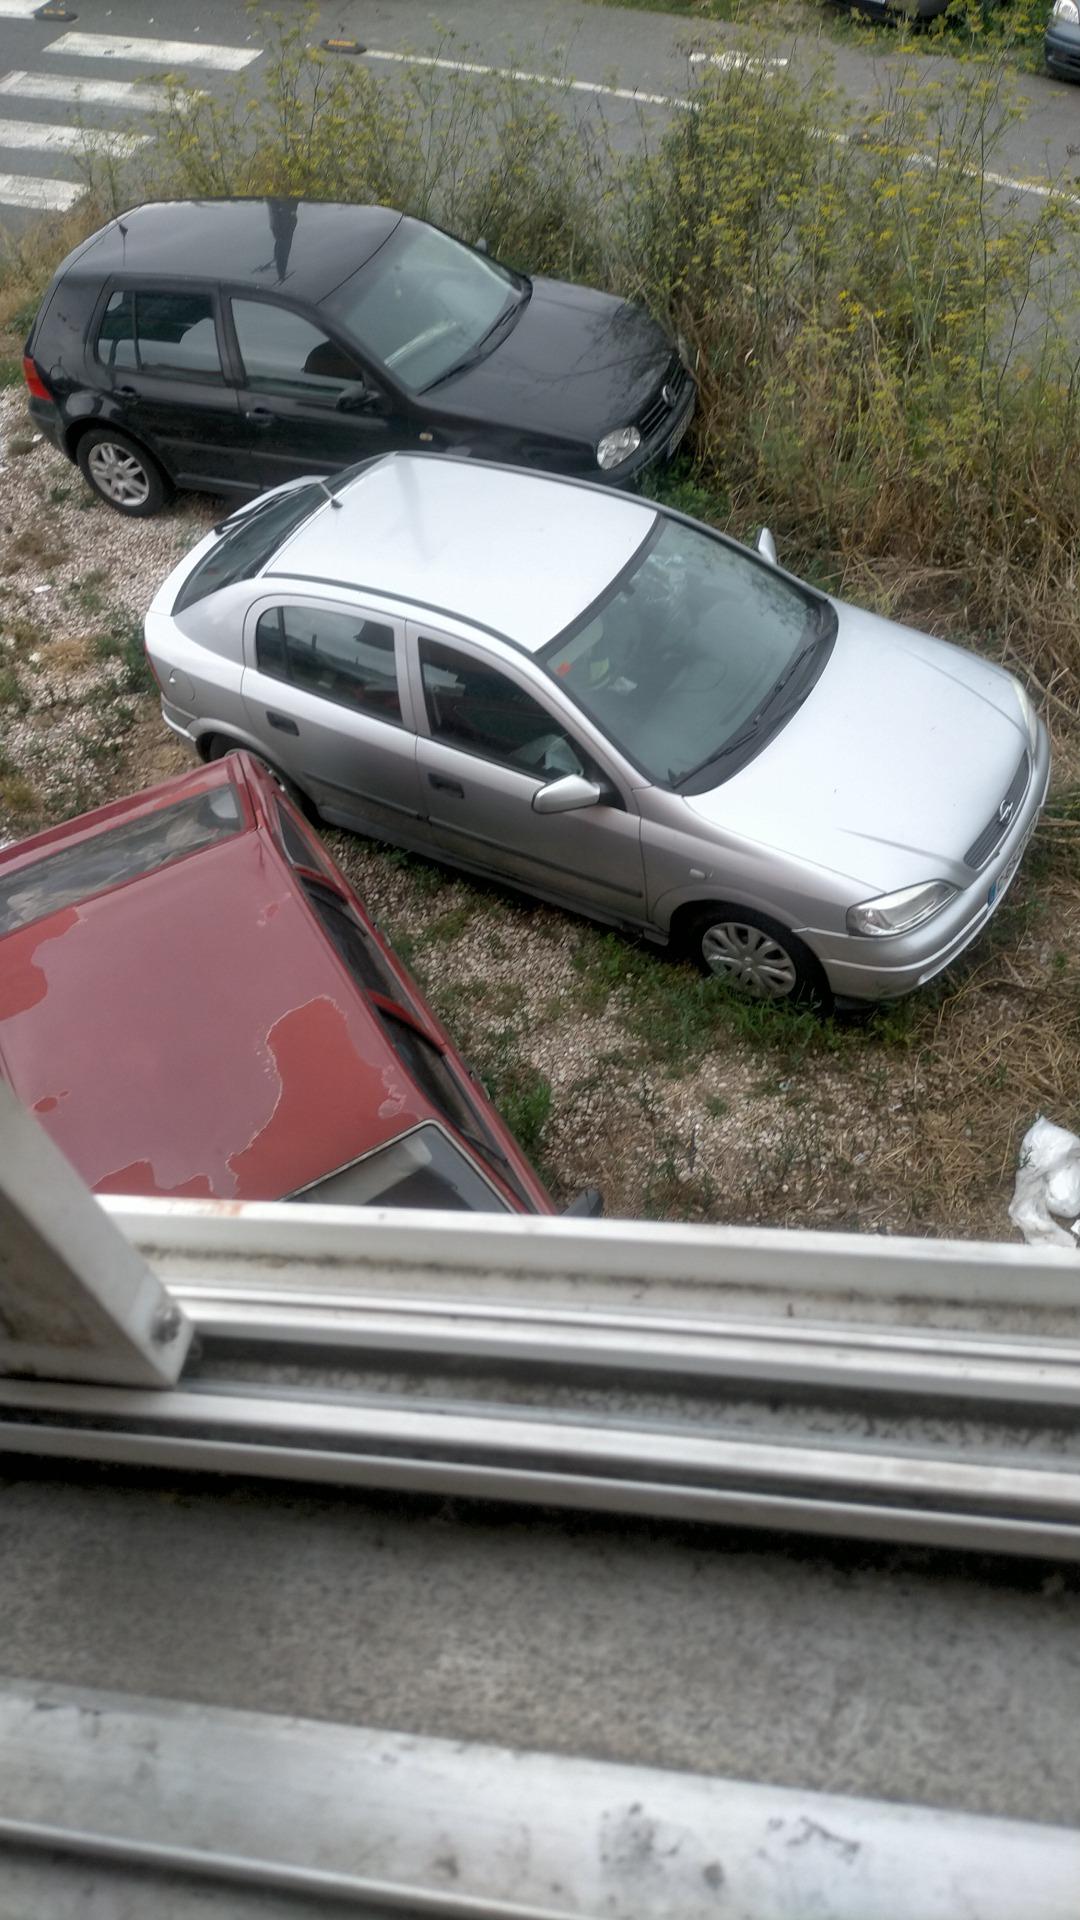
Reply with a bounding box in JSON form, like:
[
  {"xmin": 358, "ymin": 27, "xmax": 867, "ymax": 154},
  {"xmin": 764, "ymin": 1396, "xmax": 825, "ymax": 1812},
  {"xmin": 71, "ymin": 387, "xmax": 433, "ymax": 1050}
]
[
  {"xmin": 44, "ymin": 32, "xmax": 259, "ymax": 71},
  {"xmin": 0, "ymin": 71, "xmax": 174, "ymax": 111},
  {"xmin": 0, "ymin": 29, "xmax": 260, "ymax": 216},
  {"xmin": 0, "ymin": 171, "xmax": 82, "ymax": 209},
  {"xmin": 0, "ymin": 117, "xmax": 149, "ymax": 154}
]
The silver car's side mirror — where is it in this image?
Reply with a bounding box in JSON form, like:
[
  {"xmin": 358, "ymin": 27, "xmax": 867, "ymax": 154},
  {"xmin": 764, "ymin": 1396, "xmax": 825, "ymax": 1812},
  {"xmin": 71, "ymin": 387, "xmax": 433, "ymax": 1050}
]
[
  {"xmin": 756, "ymin": 526, "xmax": 778, "ymax": 566},
  {"xmin": 532, "ymin": 774, "xmax": 603, "ymax": 815}
]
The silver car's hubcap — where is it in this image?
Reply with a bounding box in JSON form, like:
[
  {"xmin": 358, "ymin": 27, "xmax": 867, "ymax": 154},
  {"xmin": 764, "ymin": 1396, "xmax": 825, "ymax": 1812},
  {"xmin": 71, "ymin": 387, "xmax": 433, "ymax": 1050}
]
[
  {"xmin": 87, "ymin": 441, "xmax": 150, "ymax": 506},
  {"xmin": 700, "ymin": 922, "xmax": 799, "ymax": 999}
]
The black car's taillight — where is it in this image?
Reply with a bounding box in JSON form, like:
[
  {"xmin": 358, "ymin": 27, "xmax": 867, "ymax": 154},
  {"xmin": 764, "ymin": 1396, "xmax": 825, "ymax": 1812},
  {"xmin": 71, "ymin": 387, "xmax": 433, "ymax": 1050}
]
[{"xmin": 22, "ymin": 354, "xmax": 51, "ymax": 402}]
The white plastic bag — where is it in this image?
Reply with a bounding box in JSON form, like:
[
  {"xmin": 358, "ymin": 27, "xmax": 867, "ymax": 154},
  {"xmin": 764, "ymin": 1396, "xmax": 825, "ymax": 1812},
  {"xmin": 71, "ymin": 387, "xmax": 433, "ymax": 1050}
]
[{"xmin": 1009, "ymin": 1116, "xmax": 1080, "ymax": 1249}]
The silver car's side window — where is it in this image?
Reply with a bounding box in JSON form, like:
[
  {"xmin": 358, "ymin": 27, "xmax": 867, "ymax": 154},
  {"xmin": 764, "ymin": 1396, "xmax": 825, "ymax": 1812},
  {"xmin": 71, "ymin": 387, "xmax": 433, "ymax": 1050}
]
[
  {"xmin": 418, "ymin": 637, "xmax": 587, "ymax": 780},
  {"xmin": 255, "ymin": 606, "xmax": 403, "ymax": 724}
]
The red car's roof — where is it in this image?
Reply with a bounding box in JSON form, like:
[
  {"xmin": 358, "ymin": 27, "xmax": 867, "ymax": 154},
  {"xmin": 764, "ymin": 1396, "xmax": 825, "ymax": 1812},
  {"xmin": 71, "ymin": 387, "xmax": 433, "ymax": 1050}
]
[{"xmin": 0, "ymin": 760, "xmax": 447, "ymax": 1201}]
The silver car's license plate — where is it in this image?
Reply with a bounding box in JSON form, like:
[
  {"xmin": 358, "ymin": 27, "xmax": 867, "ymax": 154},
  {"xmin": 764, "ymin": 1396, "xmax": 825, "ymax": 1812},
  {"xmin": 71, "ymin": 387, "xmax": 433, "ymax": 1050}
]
[{"xmin": 987, "ymin": 813, "xmax": 1038, "ymax": 907}]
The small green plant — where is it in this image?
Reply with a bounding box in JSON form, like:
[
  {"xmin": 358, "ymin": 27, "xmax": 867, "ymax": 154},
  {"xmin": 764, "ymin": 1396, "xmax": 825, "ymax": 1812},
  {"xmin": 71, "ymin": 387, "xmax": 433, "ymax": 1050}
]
[
  {"xmin": 471, "ymin": 1024, "xmax": 553, "ymax": 1159},
  {"xmin": 91, "ymin": 614, "xmax": 154, "ymax": 693},
  {"xmin": 0, "ymin": 663, "xmax": 26, "ymax": 710}
]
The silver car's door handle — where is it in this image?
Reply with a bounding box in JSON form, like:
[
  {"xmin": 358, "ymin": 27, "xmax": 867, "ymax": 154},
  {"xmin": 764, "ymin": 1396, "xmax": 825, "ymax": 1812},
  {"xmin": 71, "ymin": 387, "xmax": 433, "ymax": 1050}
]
[
  {"xmin": 267, "ymin": 711, "xmax": 299, "ymax": 735},
  {"xmin": 428, "ymin": 772, "xmax": 464, "ymax": 797}
]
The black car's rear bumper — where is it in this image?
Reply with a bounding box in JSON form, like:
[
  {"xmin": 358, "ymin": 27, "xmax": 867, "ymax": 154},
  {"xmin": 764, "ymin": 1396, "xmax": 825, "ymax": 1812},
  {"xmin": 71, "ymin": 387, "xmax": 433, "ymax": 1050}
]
[
  {"xmin": 27, "ymin": 395, "xmax": 64, "ymax": 452},
  {"xmin": 1046, "ymin": 19, "xmax": 1080, "ymax": 76}
]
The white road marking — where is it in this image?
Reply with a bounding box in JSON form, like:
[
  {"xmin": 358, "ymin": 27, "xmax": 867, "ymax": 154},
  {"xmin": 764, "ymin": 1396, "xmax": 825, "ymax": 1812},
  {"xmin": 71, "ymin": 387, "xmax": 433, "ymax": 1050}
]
[
  {"xmin": 360, "ymin": 48, "xmax": 678, "ymax": 111},
  {"xmin": 359, "ymin": 46, "xmax": 1075, "ymax": 207},
  {"xmin": 689, "ymin": 51, "xmax": 789, "ymax": 69},
  {"xmin": 44, "ymin": 32, "xmax": 259, "ymax": 71},
  {"xmin": 0, "ymin": 1, "xmax": 47, "ymax": 15},
  {"xmin": 0, "ymin": 116, "xmax": 149, "ymax": 154},
  {"xmin": 0, "ymin": 70, "xmax": 174, "ymax": 110},
  {"xmin": 0, "ymin": 171, "xmax": 83, "ymax": 209}
]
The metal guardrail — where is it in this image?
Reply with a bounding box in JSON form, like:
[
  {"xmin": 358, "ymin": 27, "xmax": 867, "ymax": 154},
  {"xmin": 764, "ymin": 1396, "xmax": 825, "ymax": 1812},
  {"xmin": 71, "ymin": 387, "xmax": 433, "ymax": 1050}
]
[
  {"xmin": 2, "ymin": 1683, "xmax": 1077, "ymax": 1920},
  {"xmin": 0, "ymin": 1194, "xmax": 1077, "ymax": 1559}
]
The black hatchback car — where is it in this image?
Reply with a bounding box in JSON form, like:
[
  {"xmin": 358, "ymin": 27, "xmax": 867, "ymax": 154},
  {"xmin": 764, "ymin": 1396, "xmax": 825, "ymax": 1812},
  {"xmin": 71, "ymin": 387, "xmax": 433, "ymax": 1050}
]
[{"xmin": 23, "ymin": 197, "xmax": 695, "ymax": 517}]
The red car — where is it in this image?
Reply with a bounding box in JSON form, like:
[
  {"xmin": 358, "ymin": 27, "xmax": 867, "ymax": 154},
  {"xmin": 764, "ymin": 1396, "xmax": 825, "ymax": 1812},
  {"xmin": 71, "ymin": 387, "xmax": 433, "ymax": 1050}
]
[{"xmin": 0, "ymin": 752, "xmax": 565, "ymax": 1213}]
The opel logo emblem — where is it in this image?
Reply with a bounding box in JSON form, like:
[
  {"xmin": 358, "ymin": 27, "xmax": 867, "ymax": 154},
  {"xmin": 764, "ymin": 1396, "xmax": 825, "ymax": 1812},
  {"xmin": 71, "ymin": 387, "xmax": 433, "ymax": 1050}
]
[
  {"xmin": 998, "ymin": 798, "xmax": 1014, "ymax": 826},
  {"xmin": 662, "ymin": 383, "xmax": 675, "ymax": 409}
]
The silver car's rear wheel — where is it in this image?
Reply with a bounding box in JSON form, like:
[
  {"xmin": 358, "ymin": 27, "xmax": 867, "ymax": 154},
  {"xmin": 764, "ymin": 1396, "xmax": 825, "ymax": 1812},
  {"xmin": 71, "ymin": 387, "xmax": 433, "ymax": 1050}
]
[{"xmin": 683, "ymin": 906, "xmax": 831, "ymax": 1012}]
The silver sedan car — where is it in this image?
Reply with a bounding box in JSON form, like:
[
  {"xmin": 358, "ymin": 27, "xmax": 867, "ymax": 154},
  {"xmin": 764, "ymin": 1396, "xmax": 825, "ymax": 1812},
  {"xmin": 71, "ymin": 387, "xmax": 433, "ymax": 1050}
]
[{"xmin": 146, "ymin": 455, "xmax": 1049, "ymax": 1009}]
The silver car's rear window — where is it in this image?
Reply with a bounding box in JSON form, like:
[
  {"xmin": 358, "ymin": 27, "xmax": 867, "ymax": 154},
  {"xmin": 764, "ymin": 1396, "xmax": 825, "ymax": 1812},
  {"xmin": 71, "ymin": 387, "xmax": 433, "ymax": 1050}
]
[
  {"xmin": 172, "ymin": 486, "xmax": 325, "ymax": 615},
  {"xmin": 0, "ymin": 787, "xmax": 243, "ymax": 935}
]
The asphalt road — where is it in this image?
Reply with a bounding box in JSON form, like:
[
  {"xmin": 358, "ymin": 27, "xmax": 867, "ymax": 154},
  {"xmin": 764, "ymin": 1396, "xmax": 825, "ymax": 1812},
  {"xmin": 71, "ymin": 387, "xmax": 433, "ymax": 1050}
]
[{"xmin": 0, "ymin": 0, "xmax": 1074, "ymax": 233}]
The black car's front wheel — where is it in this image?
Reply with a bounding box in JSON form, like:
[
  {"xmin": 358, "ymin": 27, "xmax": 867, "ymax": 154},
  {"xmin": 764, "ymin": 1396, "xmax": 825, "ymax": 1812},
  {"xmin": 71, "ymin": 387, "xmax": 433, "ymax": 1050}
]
[
  {"xmin": 682, "ymin": 905, "xmax": 832, "ymax": 1012},
  {"xmin": 76, "ymin": 428, "xmax": 171, "ymax": 517}
]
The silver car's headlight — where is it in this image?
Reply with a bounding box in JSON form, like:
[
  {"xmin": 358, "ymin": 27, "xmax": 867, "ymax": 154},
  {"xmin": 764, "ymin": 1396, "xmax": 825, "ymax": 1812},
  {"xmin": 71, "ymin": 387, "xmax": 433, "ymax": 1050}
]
[
  {"xmin": 847, "ymin": 881, "xmax": 957, "ymax": 938},
  {"xmin": 597, "ymin": 426, "xmax": 641, "ymax": 471},
  {"xmin": 1013, "ymin": 675, "xmax": 1037, "ymax": 745},
  {"xmin": 1052, "ymin": 0, "xmax": 1079, "ymax": 22}
]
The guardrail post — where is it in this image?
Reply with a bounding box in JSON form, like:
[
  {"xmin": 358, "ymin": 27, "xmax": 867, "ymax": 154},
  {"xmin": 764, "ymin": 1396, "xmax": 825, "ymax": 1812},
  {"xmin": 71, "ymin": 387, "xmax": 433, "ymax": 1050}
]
[{"xmin": 0, "ymin": 1081, "xmax": 191, "ymax": 1386}]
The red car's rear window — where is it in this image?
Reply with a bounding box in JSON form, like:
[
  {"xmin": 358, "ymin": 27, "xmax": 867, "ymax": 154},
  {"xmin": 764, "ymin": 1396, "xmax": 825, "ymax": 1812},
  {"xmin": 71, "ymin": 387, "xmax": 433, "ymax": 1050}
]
[{"xmin": 0, "ymin": 786, "xmax": 243, "ymax": 935}]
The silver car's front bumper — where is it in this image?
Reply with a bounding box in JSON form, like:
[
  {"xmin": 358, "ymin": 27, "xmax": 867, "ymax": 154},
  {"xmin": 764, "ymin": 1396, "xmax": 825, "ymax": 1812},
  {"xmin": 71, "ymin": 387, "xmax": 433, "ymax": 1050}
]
[{"xmin": 806, "ymin": 718, "xmax": 1051, "ymax": 1003}]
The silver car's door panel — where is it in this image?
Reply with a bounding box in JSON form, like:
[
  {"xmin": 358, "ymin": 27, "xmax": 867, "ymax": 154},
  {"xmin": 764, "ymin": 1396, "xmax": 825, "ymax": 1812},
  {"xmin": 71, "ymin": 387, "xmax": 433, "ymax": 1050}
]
[
  {"xmin": 240, "ymin": 595, "xmax": 422, "ymax": 834},
  {"xmin": 406, "ymin": 623, "xmax": 646, "ymax": 921}
]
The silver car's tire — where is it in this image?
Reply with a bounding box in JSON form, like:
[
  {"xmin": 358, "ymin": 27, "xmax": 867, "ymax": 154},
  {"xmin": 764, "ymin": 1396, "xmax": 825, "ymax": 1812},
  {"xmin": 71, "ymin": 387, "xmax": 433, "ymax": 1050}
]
[
  {"xmin": 204, "ymin": 736, "xmax": 320, "ymax": 824},
  {"xmin": 76, "ymin": 428, "xmax": 170, "ymax": 517},
  {"xmin": 683, "ymin": 906, "xmax": 831, "ymax": 1012}
]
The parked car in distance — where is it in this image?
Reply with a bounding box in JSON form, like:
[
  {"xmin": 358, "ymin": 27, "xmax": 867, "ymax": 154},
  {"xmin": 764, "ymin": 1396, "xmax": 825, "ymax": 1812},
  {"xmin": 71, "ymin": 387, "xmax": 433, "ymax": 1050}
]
[
  {"xmin": 1046, "ymin": 0, "xmax": 1080, "ymax": 77},
  {"xmin": 23, "ymin": 196, "xmax": 695, "ymax": 516},
  {"xmin": 0, "ymin": 753, "xmax": 578, "ymax": 1213},
  {"xmin": 145, "ymin": 454, "xmax": 1050, "ymax": 1012}
]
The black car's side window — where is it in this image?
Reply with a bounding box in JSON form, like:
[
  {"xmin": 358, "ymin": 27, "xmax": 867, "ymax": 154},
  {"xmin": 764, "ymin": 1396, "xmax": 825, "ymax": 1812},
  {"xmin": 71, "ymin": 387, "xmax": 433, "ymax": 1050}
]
[
  {"xmin": 419, "ymin": 638, "xmax": 586, "ymax": 780},
  {"xmin": 255, "ymin": 606, "xmax": 402, "ymax": 722},
  {"xmin": 96, "ymin": 290, "xmax": 223, "ymax": 382},
  {"xmin": 232, "ymin": 300, "xmax": 367, "ymax": 403}
]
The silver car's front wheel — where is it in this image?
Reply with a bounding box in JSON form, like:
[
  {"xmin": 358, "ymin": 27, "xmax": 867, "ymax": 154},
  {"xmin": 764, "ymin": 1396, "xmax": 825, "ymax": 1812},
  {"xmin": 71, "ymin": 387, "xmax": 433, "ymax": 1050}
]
[
  {"xmin": 684, "ymin": 906, "xmax": 831, "ymax": 1012},
  {"xmin": 701, "ymin": 921, "xmax": 798, "ymax": 998}
]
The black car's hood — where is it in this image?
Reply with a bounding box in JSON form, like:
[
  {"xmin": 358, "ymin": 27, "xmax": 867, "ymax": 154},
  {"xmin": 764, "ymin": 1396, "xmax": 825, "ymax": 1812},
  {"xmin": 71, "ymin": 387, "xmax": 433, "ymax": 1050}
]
[{"xmin": 426, "ymin": 277, "xmax": 674, "ymax": 445}]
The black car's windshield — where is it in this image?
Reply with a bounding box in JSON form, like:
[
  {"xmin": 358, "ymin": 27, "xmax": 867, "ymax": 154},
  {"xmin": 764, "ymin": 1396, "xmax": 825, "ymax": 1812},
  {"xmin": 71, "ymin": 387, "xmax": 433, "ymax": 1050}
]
[
  {"xmin": 539, "ymin": 518, "xmax": 831, "ymax": 788},
  {"xmin": 323, "ymin": 220, "xmax": 523, "ymax": 394}
]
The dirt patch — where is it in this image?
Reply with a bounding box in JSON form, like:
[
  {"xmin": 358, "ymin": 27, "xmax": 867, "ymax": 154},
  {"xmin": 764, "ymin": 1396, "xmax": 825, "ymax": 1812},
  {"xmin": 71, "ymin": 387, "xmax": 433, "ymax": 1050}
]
[{"xmin": 1, "ymin": 385, "xmax": 1077, "ymax": 1242}]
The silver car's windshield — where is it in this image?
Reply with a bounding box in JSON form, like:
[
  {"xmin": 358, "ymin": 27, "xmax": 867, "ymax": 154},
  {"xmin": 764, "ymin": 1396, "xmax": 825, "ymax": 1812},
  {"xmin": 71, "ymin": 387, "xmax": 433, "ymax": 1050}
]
[
  {"xmin": 539, "ymin": 517, "xmax": 829, "ymax": 788},
  {"xmin": 323, "ymin": 222, "xmax": 522, "ymax": 394}
]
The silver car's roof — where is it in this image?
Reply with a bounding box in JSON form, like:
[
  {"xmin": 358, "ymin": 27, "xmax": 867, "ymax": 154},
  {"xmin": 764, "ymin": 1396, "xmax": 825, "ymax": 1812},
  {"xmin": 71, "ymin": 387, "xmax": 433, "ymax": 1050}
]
[{"xmin": 269, "ymin": 455, "xmax": 658, "ymax": 653}]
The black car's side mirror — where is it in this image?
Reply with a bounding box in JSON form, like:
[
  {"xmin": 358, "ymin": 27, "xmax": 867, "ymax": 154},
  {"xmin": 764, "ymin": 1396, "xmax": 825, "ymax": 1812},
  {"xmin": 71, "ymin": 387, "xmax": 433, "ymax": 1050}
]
[{"xmin": 336, "ymin": 381, "xmax": 382, "ymax": 415}]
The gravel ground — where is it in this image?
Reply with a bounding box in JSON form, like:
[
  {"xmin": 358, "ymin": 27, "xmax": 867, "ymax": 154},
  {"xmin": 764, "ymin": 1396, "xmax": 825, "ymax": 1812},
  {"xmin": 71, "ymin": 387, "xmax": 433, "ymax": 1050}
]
[{"xmin": 1, "ymin": 384, "xmax": 1076, "ymax": 1240}]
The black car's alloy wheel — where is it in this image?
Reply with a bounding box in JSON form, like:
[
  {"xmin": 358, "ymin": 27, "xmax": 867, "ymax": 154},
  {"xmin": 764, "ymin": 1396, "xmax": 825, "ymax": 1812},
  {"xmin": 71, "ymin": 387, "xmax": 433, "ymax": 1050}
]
[
  {"xmin": 76, "ymin": 428, "xmax": 170, "ymax": 517},
  {"xmin": 684, "ymin": 905, "xmax": 831, "ymax": 1011}
]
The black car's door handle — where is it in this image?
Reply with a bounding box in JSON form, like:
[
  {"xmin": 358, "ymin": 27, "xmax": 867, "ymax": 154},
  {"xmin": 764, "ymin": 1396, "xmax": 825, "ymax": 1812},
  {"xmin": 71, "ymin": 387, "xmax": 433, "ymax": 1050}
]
[
  {"xmin": 429, "ymin": 772, "xmax": 465, "ymax": 797},
  {"xmin": 246, "ymin": 407, "xmax": 275, "ymax": 428},
  {"xmin": 267, "ymin": 711, "xmax": 299, "ymax": 735},
  {"xmin": 114, "ymin": 384, "xmax": 138, "ymax": 399}
]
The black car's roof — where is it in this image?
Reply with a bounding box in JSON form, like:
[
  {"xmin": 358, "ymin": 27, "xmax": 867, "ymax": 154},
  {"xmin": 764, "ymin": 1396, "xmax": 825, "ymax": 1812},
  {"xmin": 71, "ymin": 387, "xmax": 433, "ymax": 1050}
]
[{"xmin": 73, "ymin": 199, "xmax": 403, "ymax": 303}]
